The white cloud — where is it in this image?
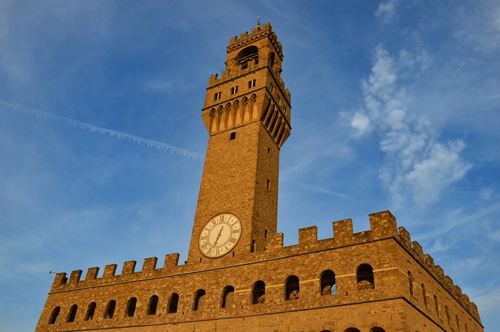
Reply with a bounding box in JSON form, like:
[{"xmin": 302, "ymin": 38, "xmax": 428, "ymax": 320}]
[
  {"xmin": 374, "ymin": 0, "xmax": 400, "ymax": 24},
  {"xmin": 352, "ymin": 44, "xmax": 471, "ymax": 207}
]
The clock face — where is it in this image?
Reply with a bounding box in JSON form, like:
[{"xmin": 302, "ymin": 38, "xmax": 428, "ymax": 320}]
[{"xmin": 199, "ymin": 213, "xmax": 242, "ymax": 258}]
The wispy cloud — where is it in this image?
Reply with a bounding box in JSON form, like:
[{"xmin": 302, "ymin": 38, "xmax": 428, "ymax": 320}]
[
  {"xmin": 374, "ymin": 0, "xmax": 400, "ymax": 24},
  {"xmin": 0, "ymin": 100, "xmax": 204, "ymax": 161},
  {"xmin": 350, "ymin": 44, "xmax": 471, "ymax": 207}
]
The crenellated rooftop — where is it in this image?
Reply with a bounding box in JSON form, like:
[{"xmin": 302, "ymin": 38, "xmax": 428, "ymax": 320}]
[{"xmin": 49, "ymin": 211, "xmax": 480, "ymax": 323}]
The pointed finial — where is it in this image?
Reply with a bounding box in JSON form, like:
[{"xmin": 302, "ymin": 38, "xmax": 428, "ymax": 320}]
[{"xmin": 257, "ymin": 16, "xmax": 261, "ymax": 28}]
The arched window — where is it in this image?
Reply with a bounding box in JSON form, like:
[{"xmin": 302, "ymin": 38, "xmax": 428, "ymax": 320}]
[
  {"xmin": 221, "ymin": 286, "xmax": 235, "ymax": 308},
  {"xmin": 126, "ymin": 297, "xmax": 137, "ymax": 317},
  {"xmin": 320, "ymin": 270, "xmax": 336, "ymax": 295},
  {"xmin": 434, "ymin": 295, "xmax": 439, "ymax": 317},
  {"xmin": 370, "ymin": 328, "xmax": 386, "ymax": 332},
  {"xmin": 408, "ymin": 271, "xmax": 413, "ymax": 295},
  {"xmin": 445, "ymin": 305, "xmax": 451, "ymax": 326},
  {"xmin": 344, "ymin": 328, "xmax": 361, "ymax": 332},
  {"xmin": 104, "ymin": 300, "xmax": 116, "ymax": 319},
  {"xmin": 168, "ymin": 293, "xmax": 179, "ymax": 313},
  {"xmin": 193, "ymin": 289, "xmax": 206, "ymax": 311},
  {"xmin": 66, "ymin": 304, "xmax": 78, "ymax": 322},
  {"xmin": 48, "ymin": 306, "xmax": 60, "ymax": 324},
  {"xmin": 285, "ymin": 275, "xmax": 300, "ymax": 300},
  {"xmin": 236, "ymin": 46, "xmax": 258, "ymax": 69},
  {"xmin": 252, "ymin": 280, "xmax": 266, "ymax": 304},
  {"xmin": 84, "ymin": 302, "xmax": 96, "ymax": 321},
  {"xmin": 422, "ymin": 283, "xmax": 428, "ymax": 308},
  {"xmin": 147, "ymin": 295, "xmax": 158, "ymax": 315},
  {"xmin": 357, "ymin": 264, "xmax": 374, "ymax": 290}
]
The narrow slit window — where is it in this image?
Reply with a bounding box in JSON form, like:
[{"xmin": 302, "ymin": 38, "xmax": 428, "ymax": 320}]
[
  {"xmin": 231, "ymin": 86, "xmax": 238, "ymax": 94},
  {"xmin": 84, "ymin": 302, "xmax": 96, "ymax": 321},
  {"xmin": 267, "ymin": 179, "xmax": 270, "ymax": 190},
  {"xmin": 230, "ymin": 132, "xmax": 236, "ymax": 140},
  {"xmin": 248, "ymin": 79, "xmax": 256, "ymax": 88},
  {"xmin": 214, "ymin": 92, "xmax": 221, "ymax": 101},
  {"xmin": 66, "ymin": 304, "xmax": 78, "ymax": 322}
]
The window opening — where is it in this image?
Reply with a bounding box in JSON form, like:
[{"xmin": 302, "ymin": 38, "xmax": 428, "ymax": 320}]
[
  {"xmin": 214, "ymin": 92, "xmax": 221, "ymax": 101},
  {"xmin": 193, "ymin": 289, "xmax": 206, "ymax": 311},
  {"xmin": 267, "ymin": 179, "xmax": 270, "ymax": 190},
  {"xmin": 357, "ymin": 264, "xmax": 374, "ymax": 290},
  {"xmin": 285, "ymin": 275, "xmax": 300, "ymax": 300},
  {"xmin": 231, "ymin": 86, "xmax": 238, "ymax": 94},
  {"xmin": 434, "ymin": 295, "xmax": 439, "ymax": 317},
  {"xmin": 370, "ymin": 328, "xmax": 387, "ymax": 332},
  {"xmin": 236, "ymin": 46, "xmax": 258, "ymax": 69},
  {"xmin": 230, "ymin": 132, "xmax": 236, "ymax": 140},
  {"xmin": 126, "ymin": 297, "xmax": 137, "ymax": 317},
  {"xmin": 48, "ymin": 306, "xmax": 60, "ymax": 324},
  {"xmin": 84, "ymin": 302, "xmax": 96, "ymax": 321},
  {"xmin": 147, "ymin": 295, "xmax": 158, "ymax": 315},
  {"xmin": 264, "ymin": 230, "xmax": 268, "ymax": 238},
  {"xmin": 320, "ymin": 270, "xmax": 336, "ymax": 295},
  {"xmin": 67, "ymin": 304, "xmax": 78, "ymax": 322},
  {"xmin": 250, "ymin": 239, "xmax": 256, "ymax": 252},
  {"xmin": 104, "ymin": 300, "xmax": 116, "ymax": 319},
  {"xmin": 248, "ymin": 79, "xmax": 256, "ymax": 88},
  {"xmin": 221, "ymin": 286, "xmax": 235, "ymax": 308},
  {"xmin": 445, "ymin": 306, "xmax": 451, "ymax": 326},
  {"xmin": 168, "ymin": 293, "xmax": 179, "ymax": 313},
  {"xmin": 269, "ymin": 82, "xmax": 274, "ymax": 92},
  {"xmin": 344, "ymin": 329, "xmax": 361, "ymax": 332},
  {"xmin": 422, "ymin": 283, "xmax": 427, "ymax": 308},
  {"xmin": 408, "ymin": 271, "xmax": 413, "ymax": 295},
  {"xmin": 252, "ymin": 281, "xmax": 266, "ymax": 304}
]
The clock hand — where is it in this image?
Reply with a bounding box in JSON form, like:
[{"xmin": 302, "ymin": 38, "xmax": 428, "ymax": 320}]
[{"xmin": 213, "ymin": 226, "xmax": 224, "ymax": 246}]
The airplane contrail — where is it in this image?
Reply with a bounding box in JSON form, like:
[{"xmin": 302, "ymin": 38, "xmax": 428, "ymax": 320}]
[
  {"xmin": 0, "ymin": 100, "xmax": 204, "ymax": 161},
  {"xmin": 288, "ymin": 180, "xmax": 367, "ymax": 205}
]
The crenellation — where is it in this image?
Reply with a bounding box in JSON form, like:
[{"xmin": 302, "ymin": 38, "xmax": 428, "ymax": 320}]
[
  {"xmin": 443, "ymin": 275, "xmax": 454, "ymax": 293},
  {"xmin": 164, "ymin": 253, "xmax": 180, "ymax": 269},
  {"xmin": 142, "ymin": 256, "xmax": 158, "ymax": 276},
  {"xmin": 411, "ymin": 241, "xmax": 424, "ymax": 262},
  {"xmin": 122, "ymin": 260, "xmax": 137, "ymax": 275},
  {"xmin": 267, "ymin": 232, "xmax": 284, "ymax": 252},
  {"xmin": 298, "ymin": 226, "xmax": 317, "ymax": 247},
  {"xmin": 103, "ymin": 263, "xmax": 117, "ymax": 279},
  {"xmin": 435, "ymin": 265, "xmax": 445, "ymax": 280},
  {"xmin": 369, "ymin": 210, "xmax": 398, "ymax": 238},
  {"xmin": 398, "ymin": 226, "xmax": 411, "ymax": 248},
  {"xmin": 85, "ymin": 266, "xmax": 99, "ymax": 281},
  {"xmin": 68, "ymin": 270, "xmax": 82, "ymax": 286},
  {"xmin": 424, "ymin": 253, "xmax": 435, "ymax": 268},
  {"xmin": 333, "ymin": 218, "xmax": 354, "ymax": 245}
]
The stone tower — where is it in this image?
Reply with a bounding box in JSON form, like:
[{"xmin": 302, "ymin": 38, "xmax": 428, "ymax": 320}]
[
  {"xmin": 35, "ymin": 23, "xmax": 483, "ymax": 332},
  {"xmin": 187, "ymin": 21, "xmax": 291, "ymax": 264}
]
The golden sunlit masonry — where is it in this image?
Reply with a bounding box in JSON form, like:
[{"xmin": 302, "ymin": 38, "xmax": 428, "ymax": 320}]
[{"xmin": 36, "ymin": 22, "xmax": 483, "ymax": 332}]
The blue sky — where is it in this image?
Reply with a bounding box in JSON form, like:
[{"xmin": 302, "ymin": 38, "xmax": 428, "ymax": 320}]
[{"xmin": 0, "ymin": 0, "xmax": 499, "ymax": 330}]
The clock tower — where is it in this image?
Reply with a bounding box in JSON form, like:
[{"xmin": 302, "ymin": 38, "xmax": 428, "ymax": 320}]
[{"xmin": 187, "ymin": 22, "xmax": 291, "ymax": 264}]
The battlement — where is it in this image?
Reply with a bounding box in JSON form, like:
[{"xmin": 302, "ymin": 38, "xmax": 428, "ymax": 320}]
[
  {"xmin": 227, "ymin": 22, "xmax": 283, "ymax": 60},
  {"xmin": 49, "ymin": 211, "xmax": 480, "ymax": 322}
]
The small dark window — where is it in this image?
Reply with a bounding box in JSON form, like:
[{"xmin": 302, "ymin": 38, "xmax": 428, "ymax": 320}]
[
  {"xmin": 126, "ymin": 297, "xmax": 137, "ymax": 317},
  {"xmin": 214, "ymin": 92, "xmax": 221, "ymax": 100},
  {"xmin": 267, "ymin": 179, "xmax": 270, "ymax": 190},
  {"xmin": 269, "ymin": 82, "xmax": 274, "ymax": 91},
  {"xmin": 104, "ymin": 300, "xmax": 116, "ymax": 319},
  {"xmin": 147, "ymin": 295, "xmax": 158, "ymax": 315},
  {"xmin": 248, "ymin": 79, "xmax": 256, "ymax": 88},
  {"xmin": 168, "ymin": 293, "xmax": 179, "ymax": 313},
  {"xmin": 193, "ymin": 289, "xmax": 206, "ymax": 311},
  {"xmin": 48, "ymin": 306, "xmax": 60, "ymax": 324},
  {"xmin": 252, "ymin": 281, "xmax": 266, "ymax": 304},
  {"xmin": 221, "ymin": 286, "xmax": 235, "ymax": 308},
  {"xmin": 422, "ymin": 283, "xmax": 427, "ymax": 308},
  {"xmin": 67, "ymin": 304, "xmax": 78, "ymax": 322},
  {"xmin": 84, "ymin": 302, "xmax": 96, "ymax": 321},
  {"xmin": 285, "ymin": 275, "xmax": 300, "ymax": 300},
  {"xmin": 231, "ymin": 86, "xmax": 238, "ymax": 94},
  {"xmin": 230, "ymin": 132, "xmax": 236, "ymax": 140},
  {"xmin": 408, "ymin": 271, "xmax": 413, "ymax": 295},
  {"xmin": 264, "ymin": 230, "xmax": 268, "ymax": 238},
  {"xmin": 250, "ymin": 239, "xmax": 256, "ymax": 252}
]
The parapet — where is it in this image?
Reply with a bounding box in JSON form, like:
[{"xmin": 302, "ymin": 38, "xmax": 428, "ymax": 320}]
[{"xmin": 48, "ymin": 210, "xmax": 480, "ymax": 322}]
